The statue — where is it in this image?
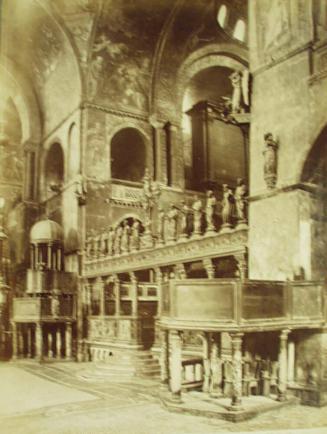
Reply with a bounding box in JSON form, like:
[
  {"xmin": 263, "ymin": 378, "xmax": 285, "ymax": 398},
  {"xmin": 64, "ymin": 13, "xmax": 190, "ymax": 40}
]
[
  {"xmin": 234, "ymin": 178, "xmax": 247, "ymax": 228},
  {"xmin": 205, "ymin": 190, "xmax": 217, "ymax": 235},
  {"xmin": 221, "ymin": 184, "xmax": 235, "ymax": 232},
  {"xmin": 51, "ymin": 294, "xmax": 60, "ymax": 317},
  {"xmin": 179, "ymin": 201, "xmax": 190, "ymax": 241},
  {"xmin": 75, "ymin": 174, "xmax": 87, "ymax": 205},
  {"xmin": 99, "ymin": 231, "xmax": 107, "ymax": 256},
  {"xmin": 114, "ymin": 225, "xmax": 123, "ymax": 255},
  {"xmin": 107, "ymin": 226, "xmax": 115, "ymax": 256},
  {"xmin": 130, "ymin": 219, "xmax": 141, "ymax": 251},
  {"xmin": 192, "ymin": 196, "xmax": 203, "ymax": 237},
  {"xmin": 120, "ymin": 220, "xmax": 131, "ymax": 254},
  {"xmin": 263, "ymin": 133, "xmax": 278, "ymax": 189},
  {"xmin": 167, "ymin": 204, "xmax": 178, "ymax": 243},
  {"xmin": 229, "ymin": 69, "xmax": 250, "ymax": 113},
  {"xmin": 157, "ymin": 206, "xmax": 166, "ymax": 246}
]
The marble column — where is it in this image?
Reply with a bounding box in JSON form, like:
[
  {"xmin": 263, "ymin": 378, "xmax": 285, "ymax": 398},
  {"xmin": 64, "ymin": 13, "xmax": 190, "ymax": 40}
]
[
  {"xmin": 234, "ymin": 253, "xmax": 248, "ymax": 280},
  {"xmin": 150, "ymin": 118, "xmax": 167, "ymax": 185},
  {"xmin": 56, "ymin": 328, "xmax": 62, "ymax": 359},
  {"xmin": 155, "ymin": 268, "xmax": 163, "ymax": 317},
  {"xmin": 278, "ymin": 329, "xmax": 290, "ymax": 401},
  {"xmin": 114, "ymin": 277, "xmax": 121, "ymax": 317},
  {"xmin": 11, "ymin": 322, "xmax": 17, "ymax": 360},
  {"xmin": 129, "ymin": 272, "xmax": 138, "ymax": 316},
  {"xmin": 35, "ymin": 323, "xmax": 42, "ymax": 360},
  {"xmin": 27, "ymin": 325, "xmax": 32, "ymax": 358},
  {"xmin": 203, "ymin": 258, "xmax": 215, "ymax": 279},
  {"xmin": 287, "ymin": 341, "xmax": 295, "ymax": 384},
  {"xmin": 202, "ymin": 332, "xmax": 211, "ymax": 393},
  {"xmin": 98, "ymin": 278, "xmax": 105, "ymax": 316},
  {"xmin": 30, "ymin": 245, "xmax": 35, "ymax": 270},
  {"xmin": 57, "ymin": 248, "xmax": 62, "ymax": 271},
  {"xmin": 210, "ymin": 333, "xmax": 222, "ymax": 396},
  {"xmin": 18, "ymin": 325, "xmax": 24, "ymax": 357},
  {"xmin": 65, "ymin": 322, "xmax": 72, "ymax": 359},
  {"xmin": 169, "ymin": 330, "xmax": 182, "ymax": 402},
  {"xmin": 229, "ymin": 332, "xmax": 244, "ymax": 410},
  {"xmin": 160, "ymin": 329, "xmax": 169, "ymax": 388},
  {"xmin": 175, "ymin": 263, "xmax": 186, "ymax": 280},
  {"xmin": 47, "ymin": 243, "xmax": 52, "ymax": 269},
  {"xmin": 48, "ymin": 331, "xmax": 53, "ymax": 358}
]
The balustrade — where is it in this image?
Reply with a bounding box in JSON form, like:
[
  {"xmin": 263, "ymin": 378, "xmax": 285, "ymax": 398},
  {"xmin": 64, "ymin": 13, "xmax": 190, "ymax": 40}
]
[{"xmin": 84, "ymin": 186, "xmax": 248, "ymax": 261}]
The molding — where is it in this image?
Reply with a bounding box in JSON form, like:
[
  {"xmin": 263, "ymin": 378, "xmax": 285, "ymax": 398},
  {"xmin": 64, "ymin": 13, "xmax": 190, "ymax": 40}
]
[
  {"xmin": 83, "ymin": 102, "xmax": 149, "ymax": 122},
  {"xmin": 248, "ymin": 182, "xmax": 326, "ymax": 203},
  {"xmin": 84, "ymin": 229, "xmax": 247, "ymax": 277},
  {"xmin": 251, "ymin": 42, "xmax": 312, "ymax": 76}
]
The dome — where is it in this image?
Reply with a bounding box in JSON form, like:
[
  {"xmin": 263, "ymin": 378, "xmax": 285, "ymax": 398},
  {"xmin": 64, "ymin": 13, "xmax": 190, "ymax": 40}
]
[{"xmin": 30, "ymin": 219, "xmax": 63, "ymax": 244}]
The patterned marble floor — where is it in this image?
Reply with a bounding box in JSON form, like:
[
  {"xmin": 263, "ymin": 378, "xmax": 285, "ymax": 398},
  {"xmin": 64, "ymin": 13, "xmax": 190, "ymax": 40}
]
[{"xmin": 0, "ymin": 362, "xmax": 326, "ymax": 434}]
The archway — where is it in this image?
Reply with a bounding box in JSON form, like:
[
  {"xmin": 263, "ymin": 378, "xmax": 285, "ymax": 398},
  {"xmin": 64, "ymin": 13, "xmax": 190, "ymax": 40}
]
[
  {"xmin": 301, "ymin": 126, "xmax": 327, "ymax": 279},
  {"xmin": 44, "ymin": 143, "xmax": 64, "ymax": 194},
  {"xmin": 182, "ymin": 65, "xmax": 246, "ymax": 190},
  {"xmin": 68, "ymin": 123, "xmax": 80, "ymax": 179},
  {"xmin": 111, "ymin": 128, "xmax": 146, "ymax": 183}
]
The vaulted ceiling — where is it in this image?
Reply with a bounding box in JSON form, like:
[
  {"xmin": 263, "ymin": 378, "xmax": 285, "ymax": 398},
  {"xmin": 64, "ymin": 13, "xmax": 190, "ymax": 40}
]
[{"xmin": 0, "ymin": 0, "xmax": 248, "ymax": 131}]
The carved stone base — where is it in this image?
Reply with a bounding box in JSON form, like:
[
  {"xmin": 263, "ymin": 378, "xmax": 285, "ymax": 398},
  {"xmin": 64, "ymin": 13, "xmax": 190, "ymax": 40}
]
[{"xmin": 220, "ymin": 224, "xmax": 232, "ymax": 234}]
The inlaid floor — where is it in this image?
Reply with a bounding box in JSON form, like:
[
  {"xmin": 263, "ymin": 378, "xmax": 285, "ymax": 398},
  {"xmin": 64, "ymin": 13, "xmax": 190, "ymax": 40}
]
[{"xmin": 0, "ymin": 362, "xmax": 326, "ymax": 434}]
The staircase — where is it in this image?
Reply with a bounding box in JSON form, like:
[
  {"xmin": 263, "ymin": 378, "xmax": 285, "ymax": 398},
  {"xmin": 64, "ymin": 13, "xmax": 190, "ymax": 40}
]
[{"xmin": 79, "ymin": 350, "xmax": 161, "ymax": 380}]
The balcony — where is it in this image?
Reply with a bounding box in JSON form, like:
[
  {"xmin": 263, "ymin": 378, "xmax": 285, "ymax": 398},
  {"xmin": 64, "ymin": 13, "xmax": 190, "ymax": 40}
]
[
  {"xmin": 13, "ymin": 296, "xmax": 75, "ymax": 322},
  {"xmin": 159, "ymin": 279, "xmax": 326, "ymax": 331}
]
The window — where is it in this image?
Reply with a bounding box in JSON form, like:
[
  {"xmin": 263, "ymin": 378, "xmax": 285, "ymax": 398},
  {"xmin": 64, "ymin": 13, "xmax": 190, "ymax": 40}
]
[
  {"xmin": 233, "ymin": 19, "xmax": 246, "ymax": 42},
  {"xmin": 217, "ymin": 4, "xmax": 228, "ymax": 28}
]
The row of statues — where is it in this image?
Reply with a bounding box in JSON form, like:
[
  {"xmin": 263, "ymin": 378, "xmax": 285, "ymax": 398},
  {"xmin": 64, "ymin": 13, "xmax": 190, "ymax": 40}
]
[{"xmin": 85, "ymin": 179, "xmax": 247, "ymax": 259}]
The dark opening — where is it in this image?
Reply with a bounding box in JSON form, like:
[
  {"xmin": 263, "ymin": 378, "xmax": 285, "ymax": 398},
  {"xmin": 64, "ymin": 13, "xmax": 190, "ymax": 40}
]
[{"xmin": 111, "ymin": 128, "xmax": 146, "ymax": 182}]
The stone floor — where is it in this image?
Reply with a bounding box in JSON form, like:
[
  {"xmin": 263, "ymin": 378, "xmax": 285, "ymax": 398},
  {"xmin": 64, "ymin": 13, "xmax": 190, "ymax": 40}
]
[{"xmin": 0, "ymin": 361, "xmax": 326, "ymax": 434}]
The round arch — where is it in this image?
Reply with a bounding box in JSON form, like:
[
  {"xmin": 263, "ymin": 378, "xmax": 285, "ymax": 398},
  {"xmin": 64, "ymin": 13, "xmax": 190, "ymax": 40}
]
[
  {"xmin": 44, "ymin": 142, "xmax": 65, "ymax": 195},
  {"xmin": 110, "ymin": 127, "xmax": 148, "ymax": 183},
  {"xmin": 175, "ymin": 44, "xmax": 248, "ymax": 121}
]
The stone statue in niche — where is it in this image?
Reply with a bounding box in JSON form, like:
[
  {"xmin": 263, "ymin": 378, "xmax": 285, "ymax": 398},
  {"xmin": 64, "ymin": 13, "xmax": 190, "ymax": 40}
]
[
  {"xmin": 130, "ymin": 219, "xmax": 141, "ymax": 252},
  {"xmin": 221, "ymin": 184, "xmax": 235, "ymax": 232},
  {"xmin": 192, "ymin": 196, "xmax": 203, "ymax": 237},
  {"xmin": 263, "ymin": 133, "xmax": 278, "ymax": 189},
  {"xmin": 205, "ymin": 190, "xmax": 217, "ymax": 235},
  {"xmin": 234, "ymin": 178, "xmax": 248, "ymax": 228},
  {"xmin": 229, "ymin": 69, "xmax": 250, "ymax": 113},
  {"xmin": 107, "ymin": 226, "xmax": 115, "ymax": 256},
  {"xmin": 157, "ymin": 206, "xmax": 166, "ymax": 246},
  {"xmin": 121, "ymin": 220, "xmax": 131, "ymax": 254},
  {"xmin": 114, "ymin": 225, "xmax": 123, "ymax": 256},
  {"xmin": 167, "ymin": 204, "xmax": 178, "ymax": 243},
  {"xmin": 75, "ymin": 174, "xmax": 87, "ymax": 205}
]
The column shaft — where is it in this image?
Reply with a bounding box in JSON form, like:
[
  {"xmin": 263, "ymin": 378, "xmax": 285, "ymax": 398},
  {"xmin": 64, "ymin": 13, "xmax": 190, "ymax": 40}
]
[
  {"xmin": 160, "ymin": 329, "xmax": 169, "ymax": 387},
  {"xmin": 35, "ymin": 323, "xmax": 42, "ymax": 360},
  {"xmin": 65, "ymin": 322, "xmax": 72, "ymax": 359},
  {"xmin": 169, "ymin": 330, "xmax": 182, "ymax": 401},
  {"xmin": 202, "ymin": 332, "xmax": 211, "ymax": 393},
  {"xmin": 230, "ymin": 332, "xmax": 244, "ymax": 410},
  {"xmin": 56, "ymin": 328, "xmax": 62, "ymax": 358},
  {"xmin": 278, "ymin": 329, "xmax": 290, "ymax": 401}
]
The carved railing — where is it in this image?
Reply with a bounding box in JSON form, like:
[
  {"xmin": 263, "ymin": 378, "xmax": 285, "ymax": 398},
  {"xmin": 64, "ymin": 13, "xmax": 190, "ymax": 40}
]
[
  {"xmin": 160, "ymin": 279, "xmax": 326, "ymax": 330},
  {"xmin": 182, "ymin": 357, "xmax": 204, "ymax": 390},
  {"xmin": 84, "ymin": 228, "xmax": 247, "ymax": 277},
  {"xmin": 84, "ymin": 181, "xmax": 248, "ymax": 275}
]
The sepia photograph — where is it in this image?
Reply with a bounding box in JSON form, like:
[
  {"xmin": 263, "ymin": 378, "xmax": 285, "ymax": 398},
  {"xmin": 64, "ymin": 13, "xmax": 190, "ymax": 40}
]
[{"xmin": 0, "ymin": 0, "xmax": 326, "ymax": 433}]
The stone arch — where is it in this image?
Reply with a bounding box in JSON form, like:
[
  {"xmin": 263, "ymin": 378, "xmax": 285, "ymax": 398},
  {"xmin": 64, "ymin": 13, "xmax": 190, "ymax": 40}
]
[
  {"xmin": 176, "ymin": 43, "xmax": 248, "ymax": 122},
  {"xmin": 109, "ymin": 126, "xmax": 150, "ymax": 182},
  {"xmin": 0, "ymin": 59, "xmax": 41, "ymax": 144},
  {"xmin": 44, "ymin": 142, "xmax": 65, "ymax": 196},
  {"xmin": 67, "ymin": 122, "xmax": 80, "ymax": 179},
  {"xmin": 301, "ymin": 124, "xmax": 327, "ymax": 187}
]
